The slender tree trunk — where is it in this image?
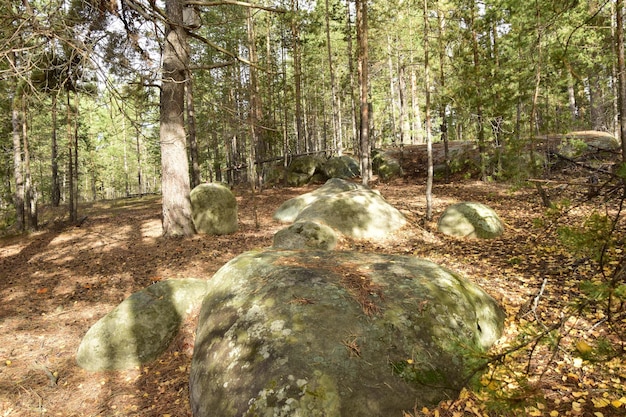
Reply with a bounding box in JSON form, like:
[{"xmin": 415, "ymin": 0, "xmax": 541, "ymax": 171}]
[
  {"xmin": 386, "ymin": 34, "xmax": 398, "ymax": 144},
  {"xmin": 617, "ymin": 0, "xmax": 626, "ymax": 162},
  {"xmin": 291, "ymin": 0, "xmax": 304, "ymax": 152},
  {"xmin": 529, "ymin": 4, "xmax": 543, "ymax": 176},
  {"xmin": 67, "ymin": 90, "xmax": 77, "ymax": 222},
  {"xmin": 187, "ymin": 71, "xmax": 201, "ymax": 189},
  {"xmin": 346, "ymin": 2, "xmax": 359, "ymax": 152},
  {"xmin": 134, "ymin": 112, "xmax": 143, "ymax": 195},
  {"xmin": 437, "ymin": 6, "xmax": 450, "ymax": 182},
  {"xmin": 424, "ymin": 0, "xmax": 433, "ymax": 221},
  {"xmin": 22, "ymin": 97, "xmax": 36, "ymax": 229},
  {"xmin": 356, "ymin": 0, "xmax": 371, "ymax": 184},
  {"xmin": 51, "ymin": 93, "xmax": 61, "ymax": 207},
  {"xmin": 470, "ymin": 5, "xmax": 487, "ymax": 181},
  {"xmin": 325, "ymin": 0, "xmax": 342, "ymax": 155},
  {"xmin": 410, "ymin": 68, "xmax": 423, "ymax": 144},
  {"xmin": 123, "ymin": 114, "xmax": 129, "ymax": 195},
  {"xmin": 160, "ymin": 0, "xmax": 195, "ymax": 237},
  {"xmin": 11, "ymin": 95, "xmax": 25, "ymax": 231},
  {"xmin": 398, "ymin": 64, "xmax": 410, "ymax": 146},
  {"xmin": 247, "ymin": 7, "xmax": 262, "ymax": 190}
]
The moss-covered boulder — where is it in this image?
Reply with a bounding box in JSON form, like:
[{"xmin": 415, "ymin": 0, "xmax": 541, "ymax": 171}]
[
  {"xmin": 286, "ymin": 155, "xmax": 325, "ymax": 186},
  {"xmin": 272, "ymin": 221, "xmax": 338, "ymax": 250},
  {"xmin": 559, "ymin": 130, "xmax": 621, "ymax": 154},
  {"xmin": 295, "ymin": 189, "xmax": 406, "ymax": 240},
  {"xmin": 190, "ymin": 183, "xmax": 238, "ymax": 235},
  {"xmin": 77, "ymin": 279, "xmax": 209, "ymax": 371},
  {"xmin": 321, "ymin": 155, "xmax": 360, "ymax": 179},
  {"xmin": 372, "ymin": 149, "xmax": 403, "ymax": 181},
  {"xmin": 273, "ymin": 178, "xmax": 364, "ymax": 223},
  {"xmin": 438, "ymin": 202, "xmax": 504, "ymax": 239},
  {"xmin": 189, "ymin": 250, "xmax": 505, "ymax": 417}
]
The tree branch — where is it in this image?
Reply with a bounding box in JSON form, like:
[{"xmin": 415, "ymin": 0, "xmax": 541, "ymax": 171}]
[{"xmin": 184, "ymin": 0, "xmax": 286, "ymax": 13}]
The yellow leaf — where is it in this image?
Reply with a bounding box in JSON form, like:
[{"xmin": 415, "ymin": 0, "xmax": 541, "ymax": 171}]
[
  {"xmin": 612, "ymin": 399, "xmax": 625, "ymax": 408},
  {"xmin": 550, "ymin": 411, "xmax": 559, "ymax": 417},
  {"xmin": 592, "ymin": 398, "xmax": 610, "ymax": 408},
  {"xmin": 593, "ymin": 413, "xmax": 604, "ymax": 417},
  {"xmin": 575, "ymin": 340, "xmax": 593, "ymax": 355}
]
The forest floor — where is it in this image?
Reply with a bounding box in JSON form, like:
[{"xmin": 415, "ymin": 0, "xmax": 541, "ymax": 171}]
[{"xmin": 1, "ymin": 172, "xmax": 625, "ymax": 416}]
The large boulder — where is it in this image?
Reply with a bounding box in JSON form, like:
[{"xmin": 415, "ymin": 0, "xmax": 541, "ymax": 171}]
[
  {"xmin": 438, "ymin": 202, "xmax": 504, "ymax": 239},
  {"xmin": 189, "ymin": 250, "xmax": 505, "ymax": 417},
  {"xmin": 372, "ymin": 149, "xmax": 403, "ymax": 181},
  {"xmin": 295, "ymin": 189, "xmax": 406, "ymax": 239},
  {"xmin": 273, "ymin": 178, "xmax": 364, "ymax": 223},
  {"xmin": 286, "ymin": 155, "xmax": 325, "ymax": 186},
  {"xmin": 272, "ymin": 221, "xmax": 338, "ymax": 250},
  {"xmin": 190, "ymin": 183, "xmax": 238, "ymax": 235},
  {"xmin": 321, "ymin": 155, "xmax": 360, "ymax": 179},
  {"xmin": 77, "ymin": 279, "xmax": 209, "ymax": 371},
  {"xmin": 559, "ymin": 130, "xmax": 621, "ymax": 153}
]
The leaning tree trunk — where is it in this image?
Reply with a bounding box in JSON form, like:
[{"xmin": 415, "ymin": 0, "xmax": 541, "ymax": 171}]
[{"xmin": 160, "ymin": 0, "xmax": 195, "ymax": 237}]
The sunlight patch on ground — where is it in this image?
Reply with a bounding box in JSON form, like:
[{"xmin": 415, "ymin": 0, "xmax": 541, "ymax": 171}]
[
  {"xmin": 141, "ymin": 218, "xmax": 162, "ymax": 239},
  {"xmin": 0, "ymin": 243, "xmax": 23, "ymax": 257}
]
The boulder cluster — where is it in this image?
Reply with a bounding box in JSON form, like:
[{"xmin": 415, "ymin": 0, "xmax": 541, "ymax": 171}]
[{"xmin": 77, "ymin": 178, "xmax": 507, "ymax": 417}]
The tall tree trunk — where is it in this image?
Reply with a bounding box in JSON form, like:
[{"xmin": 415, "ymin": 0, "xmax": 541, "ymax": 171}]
[
  {"xmin": 346, "ymin": 2, "xmax": 359, "ymax": 152},
  {"xmin": 325, "ymin": 0, "xmax": 342, "ymax": 155},
  {"xmin": 134, "ymin": 111, "xmax": 143, "ymax": 195},
  {"xmin": 187, "ymin": 71, "xmax": 201, "ymax": 189},
  {"xmin": 470, "ymin": 4, "xmax": 487, "ymax": 181},
  {"xmin": 51, "ymin": 93, "xmax": 61, "ymax": 207},
  {"xmin": 291, "ymin": 0, "xmax": 304, "ymax": 153},
  {"xmin": 67, "ymin": 90, "xmax": 77, "ymax": 222},
  {"xmin": 22, "ymin": 97, "xmax": 36, "ymax": 229},
  {"xmin": 160, "ymin": 0, "xmax": 195, "ymax": 237},
  {"xmin": 424, "ymin": 0, "xmax": 433, "ymax": 221},
  {"xmin": 356, "ymin": 0, "xmax": 371, "ymax": 184},
  {"xmin": 529, "ymin": 3, "xmax": 543, "ymax": 177},
  {"xmin": 386, "ymin": 34, "xmax": 398, "ymax": 144},
  {"xmin": 398, "ymin": 64, "xmax": 410, "ymax": 145},
  {"xmin": 437, "ymin": 6, "xmax": 450, "ymax": 182},
  {"xmin": 410, "ymin": 68, "xmax": 423, "ymax": 144},
  {"xmin": 247, "ymin": 7, "xmax": 262, "ymax": 189},
  {"xmin": 11, "ymin": 95, "xmax": 25, "ymax": 232},
  {"xmin": 618, "ymin": 0, "xmax": 626, "ymax": 162}
]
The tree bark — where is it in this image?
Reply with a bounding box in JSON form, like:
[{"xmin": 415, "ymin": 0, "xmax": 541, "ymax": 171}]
[{"xmin": 160, "ymin": 0, "xmax": 195, "ymax": 237}]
